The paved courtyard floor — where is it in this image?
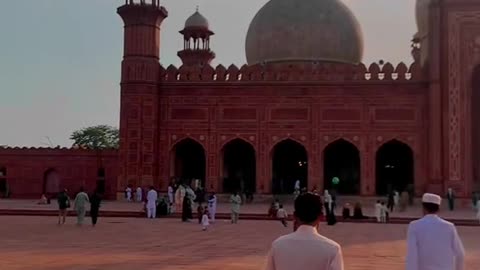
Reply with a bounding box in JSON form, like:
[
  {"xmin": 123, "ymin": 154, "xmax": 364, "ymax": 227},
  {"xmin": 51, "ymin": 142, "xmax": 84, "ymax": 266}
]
[{"xmin": 0, "ymin": 216, "xmax": 478, "ymax": 270}]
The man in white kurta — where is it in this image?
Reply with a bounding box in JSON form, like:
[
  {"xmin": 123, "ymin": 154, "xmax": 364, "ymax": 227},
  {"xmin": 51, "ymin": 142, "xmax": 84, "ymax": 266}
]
[
  {"xmin": 406, "ymin": 193, "xmax": 465, "ymax": 270},
  {"xmin": 136, "ymin": 186, "xmax": 142, "ymax": 202},
  {"xmin": 265, "ymin": 193, "xmax": 344, "ymax": 270},
  {"xmin": 208, "ymin": 193, "xmax": 217, "ymax": 222},
  {"xmin": 146, "ymin": 186, "xmax": 158, "ymax": 219}
]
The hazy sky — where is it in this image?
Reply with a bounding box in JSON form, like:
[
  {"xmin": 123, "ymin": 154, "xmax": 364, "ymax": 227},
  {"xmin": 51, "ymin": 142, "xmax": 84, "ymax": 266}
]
[{"xmin": 0, "ymin": 0, "xmax": 416, "ymax": 147}]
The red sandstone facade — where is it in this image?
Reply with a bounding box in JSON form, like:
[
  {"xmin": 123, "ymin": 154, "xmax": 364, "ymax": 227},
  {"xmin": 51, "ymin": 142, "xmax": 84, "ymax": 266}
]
[{"xmin": 1, "ymin": 0, "xmax": 480, "ymax": 199}]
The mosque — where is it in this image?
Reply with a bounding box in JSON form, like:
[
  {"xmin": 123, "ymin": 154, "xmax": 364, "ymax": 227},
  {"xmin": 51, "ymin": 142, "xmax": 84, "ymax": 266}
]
[{"xmin": 1, "ymin": 0, "xmax": 480, "ymax": 199}]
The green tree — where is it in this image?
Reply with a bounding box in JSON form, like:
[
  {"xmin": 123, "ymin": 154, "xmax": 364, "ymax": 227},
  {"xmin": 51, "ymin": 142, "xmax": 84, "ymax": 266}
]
[{"xmin": 70, "ymin": 125, "xmax": 119, "ymax": 149}]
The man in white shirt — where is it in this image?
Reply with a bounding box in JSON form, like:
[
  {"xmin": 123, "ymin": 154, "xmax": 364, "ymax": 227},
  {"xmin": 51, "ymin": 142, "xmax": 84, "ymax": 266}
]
[
  {"xmin": 264, "ymin": 193, "xmax": 344, "ymax": 270},
  {"xmin": 136, "ymin": 186, "xmax": 142, "ymax": 202},
  {"xmin": 406, "ymin": 193, "xmax": 465, "ymax": 270},
  {"xmin": 146, "ymin": 186, "xmax": 158, "ymax": 219}
]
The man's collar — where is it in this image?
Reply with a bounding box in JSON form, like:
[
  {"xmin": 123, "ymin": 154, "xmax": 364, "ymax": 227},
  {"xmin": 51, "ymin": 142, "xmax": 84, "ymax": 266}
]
[{"xmin": 296, "ymin": 225, "xmax": 319, "ymax": 234}]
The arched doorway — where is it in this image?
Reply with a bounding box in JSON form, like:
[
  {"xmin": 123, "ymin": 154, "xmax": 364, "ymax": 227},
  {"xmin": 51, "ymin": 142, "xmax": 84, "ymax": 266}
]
[
  {"xmin": 43, "ymin": 169, "xmax": 61, "ymax": 195},
  {"xmin": 472, "ymin": 65, "xmax": 480, "ymax": 191},
  {"xmin": 0, "ymin": 167, "xmax": 7, "ymax": 198},
  {"xmin": 272, "ymin": 139, "xmax": 308, "ymax": 194},
  {"xmin": 96, "ymin": 168, "xmax": 106, "ymax": 194},
  {"xmin": 376, "ymin": 140, "xmax": 414, "ymax": 195},
  {"xmin": 323, "ymin": 139, "xmax": 361, "ymax": 195},
  {"xmin": 222, "ymin": 139, "xmax": 256, "ymax": 193},
  {"xmin": 172, "ymin": 138, "xmax": 206, "ymax": 187}
]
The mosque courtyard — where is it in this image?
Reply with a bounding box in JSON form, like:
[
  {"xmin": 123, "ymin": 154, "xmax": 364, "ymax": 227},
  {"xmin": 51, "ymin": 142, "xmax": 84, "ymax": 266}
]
[{"xmin": 0, "ymin": 216, "xmax": 478, "ymax": 270}]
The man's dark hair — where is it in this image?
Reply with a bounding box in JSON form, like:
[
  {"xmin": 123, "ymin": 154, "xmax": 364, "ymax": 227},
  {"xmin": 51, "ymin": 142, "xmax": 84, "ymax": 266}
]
[
  {"xmin": 294, "ymin": 193, "xmax": 322, "ymax": 224},
  {"xmin": 422, "ymin": 202, "xmax": 439, "ymax": 213}
]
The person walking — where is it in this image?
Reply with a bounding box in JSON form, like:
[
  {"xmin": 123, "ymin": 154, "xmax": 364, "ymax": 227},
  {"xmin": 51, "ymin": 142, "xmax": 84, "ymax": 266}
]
[
  {"xmin": 201, "ymin": 209, "xmax": 210, "ymax": 231},
  {"xmin": 230, "ymin": 191, "xmax": 242, "ymax": 224},
  {"xmin": 57, "ymin": 188, "xmax": 70, "ymax": 225},
  {"xmin": 207, "ymin": 192, "xmax": 217, "ymax": 223},
  {"xmin": 73, "ymin": 187, "xmax": 90, "ymax": 226},
  {"xmin": 276, "ymin": 204, "xmax": 288, "ymax": 227},
  {"xmin": 146, "ymin": 186, "xmax": 158, "ymax": 219},
  {"xmin": 90, "ymin": 190, "xmax": 102, "ymax": 227},
  {"xmin": 446, "ymin": 188, "xmax": 455, "ymax": 211},
  {"xmin": 406, "ymin": 193, "xmax": 465, "ymax": 270},
  {"xmin": 135, "ymin": 186, "xmax": 142, "ymax": 202},
  {"xmin": 125, "ymin": 186, "xmax": 132, "ymax": 202},
  {"xmin": 264, "ymin": 193, "xmax": 344, "ymax": 270}
]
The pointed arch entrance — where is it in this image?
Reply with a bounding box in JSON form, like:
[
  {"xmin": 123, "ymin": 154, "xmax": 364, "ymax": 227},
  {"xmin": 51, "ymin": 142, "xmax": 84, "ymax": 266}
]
[
  {"xmin": 472, "ymin": 65, "xmax": 480, "ymax": 191},
  {"xmin": 171, "ymin": 138, "xmax": 206, "ymax": 187},
  {"xmin": 323, "ymin": 139, "xmax": 361, "ymax": 195},
  {"xmin": 271, "ymin": 139, "xmax": 308, "ymax": 194},
  {"xmin": 221, "ymin": 139, "xmax": 256, "ymax": 193},
  {"xmin": 96, "ymin": 168, "xmax": 106, "ymax": 194},
  {"xmin": 376, "ymin": 140, "xmax": 414, "ymax": 195},
  {"xmin": 43, "ymin": 169, "xmax": 61, "ymax": 195},
  {"xmin": 0, "ymin": 167, "xmax": 7, "ymax": 198}
]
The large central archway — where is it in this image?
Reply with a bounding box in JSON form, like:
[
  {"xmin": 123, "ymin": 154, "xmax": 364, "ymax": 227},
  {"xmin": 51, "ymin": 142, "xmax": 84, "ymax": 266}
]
[
  {"xmin": 472, "ymin": 65, "xmax": 480, "ymax": 191},
  {"xmin": 271, "ymin": 139, "xmax": 308, "ymax": 194},
  {"xmin": 171, "ymin": 138, "xmax": 206, "ymax": 187},
  {"xmin": 222, "ymin": 139, "xmax": 256, "ymax": 193},
  {"xmin": 323, "ymin": 139, "xmax": 361, "ymax": 195},
  {"xmin": 376, "ymin": 140, "xmax": 414, "ymax": 195}
]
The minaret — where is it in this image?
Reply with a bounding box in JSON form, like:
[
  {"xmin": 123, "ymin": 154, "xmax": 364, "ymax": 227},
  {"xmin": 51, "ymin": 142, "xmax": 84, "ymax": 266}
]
[
  {"xmin": 177, "ymin": 7, "xmax": 215, "ymax": 67},
  {"xmin": 116, "ymin": 0, "xmax": 168, "ymax": 197}
]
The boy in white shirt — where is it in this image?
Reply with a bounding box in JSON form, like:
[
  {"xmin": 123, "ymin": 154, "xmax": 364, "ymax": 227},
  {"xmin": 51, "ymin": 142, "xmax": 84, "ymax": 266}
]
[
  {"xmin": 276, "ymin": 204, "xmax": 288, "ymax": 227},
  {"xmin": 380, "ymin": 201, "xmax": 389, "ymax": 223}
]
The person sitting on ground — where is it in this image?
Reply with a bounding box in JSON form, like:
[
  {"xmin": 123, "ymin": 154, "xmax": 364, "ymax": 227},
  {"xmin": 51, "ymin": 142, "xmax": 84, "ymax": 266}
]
[
  {"xmin": 265, "ymin": 192, "xmax": 344, "ymax": 270},
  {"xmin": 352, "ymin": 202, "xmax": 367, "ymax": 219},
  {"xmin": 342, "ymin": 203, "xmax": 351, "ymax": 220},
  {"xmin": 37, "ymin": 194, "xmax": 48, "ymax": 205}
]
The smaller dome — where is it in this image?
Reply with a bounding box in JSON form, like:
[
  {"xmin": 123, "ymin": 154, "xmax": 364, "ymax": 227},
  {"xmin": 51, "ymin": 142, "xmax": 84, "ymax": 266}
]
[{"xmin": 185, "ymin": 9, "xmax": 209, "ymax": 30}]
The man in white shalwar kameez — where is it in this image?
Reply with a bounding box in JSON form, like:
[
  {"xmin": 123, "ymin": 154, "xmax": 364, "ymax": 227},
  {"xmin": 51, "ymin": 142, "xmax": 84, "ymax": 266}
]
[
  {"xmin": 175, "ymin": 184, "xmax": 186, "ymax": 213},
  {"xmin": 406, "ymin": 193, "xmax": 465, "ymax": 270},
  {"xmin": 136, "ymin": 186, "xmax": 142, "ymax": 202},
  {"xmin": 264, "ymin": 193, "xmax": 344, "ymax": 270},
  {"xmin": 167, "ymin": 184, "xmax": 174, "ymax": 211},
  {"xmin": 208, "ymin": 193, "xmax": 217, "ymax": 222},
  {"xmin": 146, "ymin": 186, "xmax": 158, "ymax": 219},
  {"xmin": 125, "ymin": 186, "xmax": 132, "ymax": 202}
]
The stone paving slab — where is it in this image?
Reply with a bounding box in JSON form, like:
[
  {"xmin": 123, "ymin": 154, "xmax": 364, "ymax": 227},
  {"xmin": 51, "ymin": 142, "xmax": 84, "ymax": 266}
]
[{"xmin": 0, "ymin": 217, "xmax": 478, "ymax": 270}]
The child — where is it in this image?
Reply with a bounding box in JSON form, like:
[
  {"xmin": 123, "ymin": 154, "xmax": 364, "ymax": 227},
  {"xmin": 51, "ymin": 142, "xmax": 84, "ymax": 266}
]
[
  {"xmin": 197, "ymin": 203, "xmax": 204, "ymax": 224},
  {"xmin": 375, "ymin": 200, "xmax": 382, "ymax": 223},
  {"xmin": 380, "ymin": 201, "xmax": 389, "ymax": 223},
  {"xmin": 201, "ymin": 209, "xmax": 210, "ymax": 231},
  {"xmin": 276, "ymin": 204, "xmax": 288, "ymax": 227}
]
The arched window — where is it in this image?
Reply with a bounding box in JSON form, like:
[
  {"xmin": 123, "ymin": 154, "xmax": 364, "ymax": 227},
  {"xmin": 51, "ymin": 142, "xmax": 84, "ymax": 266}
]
[
  {"xmin": 271, "ymin": 140, "xmax": 308, "ymax": 194},
  {"xmin": 323, "ymin": 139, "xmax": 361, "ymax": 195},
  {"xmin": 221, "ymin": 139, "xmax": 256, "ymax": 193},
  {"xmin": 0, "ymin": 167, "xmax": 7, "ymax": 197},
  {"xmin": 96, "ymin": 168, "xmax": 106, "ymax": 194}
]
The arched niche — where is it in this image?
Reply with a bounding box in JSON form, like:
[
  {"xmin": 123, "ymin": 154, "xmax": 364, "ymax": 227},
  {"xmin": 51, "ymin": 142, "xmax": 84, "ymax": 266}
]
[
  {"xmin": 472, "ymin": 65, "xmax": 480, "ymax": 191},
  {"xmin": 171, "ymin": 138, "xmax": 206, "ymax": 187},
  {"xmin": 96, "ymin": 168, "xmax": 106, "ymax": 194},
  {"xmin": 221, "ymin": 139, "xmax": 256, "ymax": 193},
  {"xmin": 43, "ymin": 169, "xmax": 61, "ymax": 196},
  {"xmin": 271, "ymin": 139, "xmax": 308, "ymax": 194},
  {"xmin": 323, "ymin": 139, "xmax": 361, "ymax": 195},
  {"xmin": 0, "ymin": 167, "xmax": 7, "ymax": 197},
  {"xmin": 375, "ymin": 140, "xmax": 414, "ymax": 195}
]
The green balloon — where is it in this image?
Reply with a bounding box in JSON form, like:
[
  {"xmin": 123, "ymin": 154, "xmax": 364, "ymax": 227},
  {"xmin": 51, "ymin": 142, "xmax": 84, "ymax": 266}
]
[{"xmin": 332, "ymin": 177, "xmax": 340, "ymax": 185}]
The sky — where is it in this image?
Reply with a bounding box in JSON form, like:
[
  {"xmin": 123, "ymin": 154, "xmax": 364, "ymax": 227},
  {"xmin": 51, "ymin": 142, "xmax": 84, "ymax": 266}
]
[{"xmin": 0, "ymin": 0, "xmax": 417, "ymax": 147}]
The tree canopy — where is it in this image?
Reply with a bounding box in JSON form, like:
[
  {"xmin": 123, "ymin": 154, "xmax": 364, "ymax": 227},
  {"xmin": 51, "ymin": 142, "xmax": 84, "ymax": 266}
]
[{"xmin": 70, "ymin": 125, "xmax": 119, "ymax": 149}]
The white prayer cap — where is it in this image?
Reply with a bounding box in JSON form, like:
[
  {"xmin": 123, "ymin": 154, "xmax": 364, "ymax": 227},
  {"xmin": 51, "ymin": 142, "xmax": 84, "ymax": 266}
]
[{"xmin": 422, "ymin": 193, "xmax": 442, "ymax": 205}]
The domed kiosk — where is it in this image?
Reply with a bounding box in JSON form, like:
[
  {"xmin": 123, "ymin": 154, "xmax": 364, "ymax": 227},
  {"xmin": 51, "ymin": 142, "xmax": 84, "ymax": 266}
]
[{"xmin": 245, "ymin": 0, "xmax": 364, "ymax": 65}]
